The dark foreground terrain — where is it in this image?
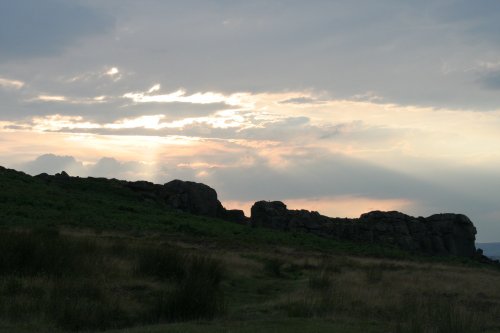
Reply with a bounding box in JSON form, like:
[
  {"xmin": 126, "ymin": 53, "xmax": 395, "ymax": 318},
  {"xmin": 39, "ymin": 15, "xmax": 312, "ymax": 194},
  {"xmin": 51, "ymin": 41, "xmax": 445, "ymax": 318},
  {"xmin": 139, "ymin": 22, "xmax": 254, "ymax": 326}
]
[{"xmin": 1, "ymin": 166, "xmax": 500, "ymax": 332}]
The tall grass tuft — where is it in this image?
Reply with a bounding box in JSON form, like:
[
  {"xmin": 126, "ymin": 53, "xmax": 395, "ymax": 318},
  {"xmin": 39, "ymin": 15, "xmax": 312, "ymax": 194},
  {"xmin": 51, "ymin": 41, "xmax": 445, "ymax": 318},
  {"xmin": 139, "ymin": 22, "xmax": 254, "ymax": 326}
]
[
  {"xmin": 364, "ymin": 265, "xmax": 384, "ymax": 284},
  {"xmin": 0, "ymin": 229, "xmax": 226, "ymax": 330},
  {"xmin": 48, "ymin": 279, "xmax": 129, "ymax": 331},
  {"xmin": 397, "ymin": 297, "xmax": 483, "ymax": 333},
  {"xmin": 283, "ymin": 290, "xmax": 337, "ymax": 318},
  {"xmin": 135, "ymin": 245, "xmax": 186, "ymax": 280},
  {"xmin": 152, "ymin": 255, "xmax": 226, "ymax": 321},
  {"xmin": 308, "ymin": 271, "xmax": 332, "ymax": 291},
  {"xmin": 0, "ymin": 229, "xmax": 95, "ymax": 277},
  {"xmin": 263, "ymin": 258, "xmax": 284, "ymax": 277}
]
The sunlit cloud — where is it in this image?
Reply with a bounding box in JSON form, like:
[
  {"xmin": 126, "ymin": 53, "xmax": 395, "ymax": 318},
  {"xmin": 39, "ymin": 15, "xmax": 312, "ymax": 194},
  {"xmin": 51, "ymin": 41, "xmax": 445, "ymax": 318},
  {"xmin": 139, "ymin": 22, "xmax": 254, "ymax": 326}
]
[
  {"xmin": 105, "ymin": 115, "xmax": 165, "ymax": 130},
  {"xmin": 66, "ymin": 66, "xmax": 123, "ymax": 83},
  {"xmin": 106, "ymin": 67, "xmax": 119, "ymax": 76},
  {"xmin": 123, "ymin": 87, "xmax": 251, "ymax": 106},
  {"xmin": 33, "ymin": 94, "xmax": 110, "ymax": 104},
  {"xmin": 177, "ymin": 162, "xmax": 226, "ymax": 169},
  {"xmin": 5, "ymin": 88, "xmax": 500, "ymax": 172},
  {"xmin": 148, "ymin": 84, "xmax": 161, "ymax": 93},
  {"xmin": 31, "ymin": 115, "xmax": 100, "ymax": 131},
  {"xmin": 37, "ymin": 95, "xmax": 67, "ymax": 102},
  {"xmin": 0, "ymin": 77, "xmax": 25, "ymax": 90},
  {"xmin": 104, "ymin": 67, "xmax": 122, "ymax": 81}
]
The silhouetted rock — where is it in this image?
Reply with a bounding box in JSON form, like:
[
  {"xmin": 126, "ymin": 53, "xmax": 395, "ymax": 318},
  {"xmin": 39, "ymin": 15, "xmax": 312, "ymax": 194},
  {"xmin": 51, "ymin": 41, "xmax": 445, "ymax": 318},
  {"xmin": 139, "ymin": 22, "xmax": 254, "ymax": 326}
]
[
  {"xmin": 251, "ymin": 201, "xmax": 290, "ymax": 229},
  {"xmin": 163, "ymin": 179, "xmax": 224, "ymax": 217},
  {"xmin": 250, "ymin": 201, "xmax": 477, "ymax": 257},
  {"xmin": 125, "ymin": 179, "xmax": 243, "ymax": 222}
]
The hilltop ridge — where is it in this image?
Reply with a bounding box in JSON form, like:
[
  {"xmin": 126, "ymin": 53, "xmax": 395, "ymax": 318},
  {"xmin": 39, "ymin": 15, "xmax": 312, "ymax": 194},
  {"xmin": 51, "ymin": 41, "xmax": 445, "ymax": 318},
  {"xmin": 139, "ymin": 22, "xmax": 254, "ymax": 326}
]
[{"xmin": 0, "ymin": 165, "xmax": 486, "ymax": 259}]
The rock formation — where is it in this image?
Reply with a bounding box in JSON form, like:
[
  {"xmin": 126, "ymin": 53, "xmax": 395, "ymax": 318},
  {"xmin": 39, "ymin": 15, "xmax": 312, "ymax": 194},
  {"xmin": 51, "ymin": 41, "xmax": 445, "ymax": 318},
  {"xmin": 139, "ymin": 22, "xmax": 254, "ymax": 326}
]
[
  {"xmin": 250, "ymin": 201, "xmax": 477, "ymax": 257},
  {"xmin": 30, "ymin": 168, "xmax": 479, "ymax": 257},
  {"xmin": 127, "ymin": 179, "xmax": 247, "ymax": 223}
]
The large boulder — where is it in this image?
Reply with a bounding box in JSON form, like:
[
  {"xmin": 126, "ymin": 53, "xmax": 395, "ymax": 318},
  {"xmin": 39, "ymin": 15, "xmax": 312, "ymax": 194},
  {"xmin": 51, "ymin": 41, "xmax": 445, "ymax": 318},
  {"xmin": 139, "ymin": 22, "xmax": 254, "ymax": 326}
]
[
  {"xmin": 250, "ymin": 201, "xmax": 290, "ymax": 229},
  {"xmin": 126, "ymin": 179, "xmax": 224, "ymax": 217},
  {"xmin": 425, "ymin": 213, "xmax": 477, "ymax": 257},
  {"xmin": 126, "ymin": 179, "xmax": 246, "ymax": 222},
  {"xmin": 163, "ymin": 180, "xmax": 225, "ymax": 217}
]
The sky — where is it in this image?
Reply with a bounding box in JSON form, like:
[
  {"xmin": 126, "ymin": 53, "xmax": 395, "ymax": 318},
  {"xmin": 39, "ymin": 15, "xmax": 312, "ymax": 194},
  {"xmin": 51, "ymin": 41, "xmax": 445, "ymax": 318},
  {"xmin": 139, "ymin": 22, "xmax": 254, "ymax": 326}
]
[{"xmin": 1, "ymin": 0, "xmax": 500, "ymax": 242}]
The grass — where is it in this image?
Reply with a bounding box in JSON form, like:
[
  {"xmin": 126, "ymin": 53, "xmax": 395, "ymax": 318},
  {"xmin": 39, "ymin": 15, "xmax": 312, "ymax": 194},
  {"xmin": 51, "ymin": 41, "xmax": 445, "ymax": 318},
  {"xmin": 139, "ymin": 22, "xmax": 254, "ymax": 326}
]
[
  {"xmin": 1, "ymin": 228, "xmax": 500, "ymax": 332},
  {"xmin": 0, "ymin": 229, "xmax": 226, "ymax": 331}
]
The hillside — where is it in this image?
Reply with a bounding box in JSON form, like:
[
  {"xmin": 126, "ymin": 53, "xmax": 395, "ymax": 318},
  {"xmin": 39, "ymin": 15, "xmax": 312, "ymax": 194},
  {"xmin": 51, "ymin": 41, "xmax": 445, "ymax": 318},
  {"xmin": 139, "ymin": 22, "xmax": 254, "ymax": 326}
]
[
  {"xmin": 0, "ymin": 166, "xmax": 482, "ymax": 259},
  {"xmin": 1, "ymin": 166, "xmax": 500, "ymax": 333},
  {"xmin": 0, "ymin": 166, "xmax": 409, "ymax": 256}
]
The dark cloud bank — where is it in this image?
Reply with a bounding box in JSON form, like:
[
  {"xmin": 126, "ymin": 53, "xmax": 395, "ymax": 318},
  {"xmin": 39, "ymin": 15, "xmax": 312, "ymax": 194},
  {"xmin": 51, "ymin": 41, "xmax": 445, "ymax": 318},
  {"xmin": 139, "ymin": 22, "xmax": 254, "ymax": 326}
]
[{"xmin": 0, "ymin": 0, "xmax": 113, "ymax": 61}]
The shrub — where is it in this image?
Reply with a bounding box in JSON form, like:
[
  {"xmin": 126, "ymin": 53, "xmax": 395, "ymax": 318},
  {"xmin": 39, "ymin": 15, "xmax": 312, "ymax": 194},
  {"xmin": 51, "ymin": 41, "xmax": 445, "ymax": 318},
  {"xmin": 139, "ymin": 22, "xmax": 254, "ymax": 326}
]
[
  {"xmin": 135, "ymin": 245, "xmax": 186, "ymax": 280},
  {"xmin": 284, "ymin": 294, "xmax": 319, "ymax": 317},
  {"xmin": 0, "ymin": 229, "xmax": 94, "ymax": 277},
  {"xmin": 319, "ymin": 258, "xmax": 343, "ymax": 274},
  {"xmin": 365, "ymin": 265, "xmax": 383, "ymax": 284},
  {"xmin": 397, "ymin": 298, "xmax": 483, "ymax": 333},
  {"xmin": 283, "ymin": 290, "xmax": 337, "ymax": 318},
  {"xmin": 263, "ymin": 258, "xmax": 284, "ymax": 277},
  {"xmin": 152, "ymin": 255, "xmax": 225, "ymax": 322},
  {"xmin": 308, "ymin": 271, "xmax": 332, "ymax": 291},
  {"xmin": 48, "ymin": 278, "xmax": 129, "ymax": 331}
]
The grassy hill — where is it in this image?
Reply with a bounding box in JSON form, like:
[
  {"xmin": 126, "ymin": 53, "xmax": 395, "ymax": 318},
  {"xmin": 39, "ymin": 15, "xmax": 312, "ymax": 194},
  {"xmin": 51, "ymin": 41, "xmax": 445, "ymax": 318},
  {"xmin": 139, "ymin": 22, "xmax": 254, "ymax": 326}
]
[{"xmin": 1, "ymin": 166, "xmax": 500, "ymax": 333}]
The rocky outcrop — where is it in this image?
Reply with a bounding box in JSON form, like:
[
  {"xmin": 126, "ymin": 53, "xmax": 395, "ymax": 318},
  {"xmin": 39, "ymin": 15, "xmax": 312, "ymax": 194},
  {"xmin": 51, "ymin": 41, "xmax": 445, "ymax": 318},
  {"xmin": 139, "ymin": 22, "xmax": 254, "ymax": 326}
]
[
  {"xmin": 162, "ymin": 180, "xmax": 224, "ymax": 217},
  {"xmin": 29, "ymin": 168, "xmax": 478, "ymax": 257},
  {"xmin": 126, "ymin": 179, "xmax": 247, "ymax": 223},
  {"xmin": 250, "ymin": 201, "xmax": 477, "ymax": 257}
]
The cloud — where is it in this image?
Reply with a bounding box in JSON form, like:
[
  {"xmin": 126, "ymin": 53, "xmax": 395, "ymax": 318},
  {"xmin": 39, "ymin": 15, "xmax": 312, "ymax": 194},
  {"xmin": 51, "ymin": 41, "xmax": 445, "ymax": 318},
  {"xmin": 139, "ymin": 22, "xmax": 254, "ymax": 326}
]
[
  {"xmin": 0, "ymin": 77, "xmax": 24, "ymax": 89},
  {"xmin": 278, "ymin": 97, "xmax": 325, "ymax": 105},
  {"xmin": 106, "ymin": 67, "xmax": 120, "ymax": 77},
  {"xmin": 22, "ymin": 154, "xmax": 85, "ymax": 176},
  {"xmin": 67, "ymin": 66, "xmax": 123, "ymax": 83},
  {"xmin": 19, "ymin": 154, "xmax": 146, "ymax": 180},
  {"xmin": 123, "ymin": 88, "xmax": 247, "ymax": 106},
  {"xmin": 90, "ymin": 157, "xmax": 144, "ymax": 179},
  {"xmin": 36, "ymin": 95, "xmax": 67, "ymax": 102},
  {"xmin": 2, "ymin": 1, "xmax": 500, "ymax": 109},
  {"xmin": 0, "ymin": 0, "xmax": 114, "ymax": 61}
]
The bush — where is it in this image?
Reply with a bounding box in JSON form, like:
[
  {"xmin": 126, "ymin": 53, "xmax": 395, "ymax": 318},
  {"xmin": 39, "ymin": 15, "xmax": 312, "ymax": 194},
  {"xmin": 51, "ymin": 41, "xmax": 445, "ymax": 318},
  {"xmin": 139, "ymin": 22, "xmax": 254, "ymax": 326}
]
[
  {"xmin": 308, "ymin": 271, "xmax": 332, "ymax": 291},
  {"xmin": 0, "ymin": 229, "xmax": 226, "ymax": 329},
  {"xmin": 397, "ymin": 298, "xmax": 483, "ymax": 333},
  {"xmin": 0, "ymin": 229, "xmax": 94, "ymax": 277},
  {"xmin": 48, "ymin": 279, "xmax": 129, "ymax": 331},
  {"xmin": 135, "ymin": 245, "xmax": 186, "ymax": 280},
  {"xmin": 152, "ymin": 255, "xmax": 225, "ymax": 322},
  {"xmin": 283, "ymin": 290, "xmax": 337, "ymax": 318},
  {"xmin": 364, "ymin": 266, "xmax": 383, "ymax": 284},
  {"xmin": 263, "ymin": 258, "xmax": 284, "ymax": 277}
]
